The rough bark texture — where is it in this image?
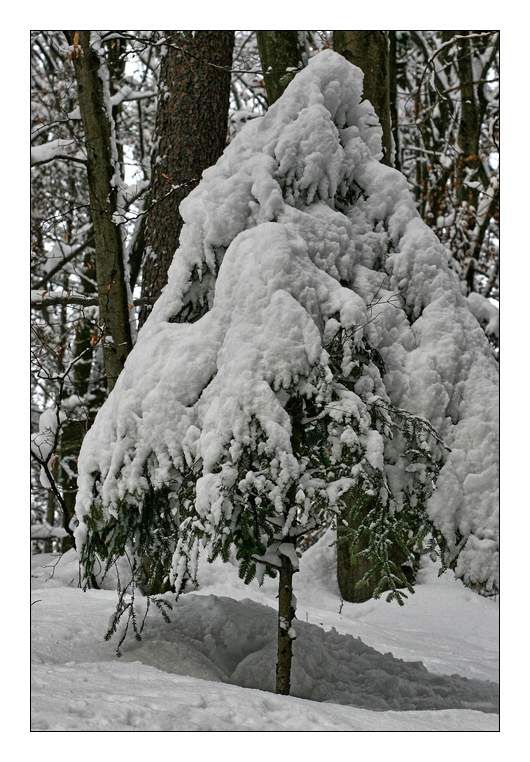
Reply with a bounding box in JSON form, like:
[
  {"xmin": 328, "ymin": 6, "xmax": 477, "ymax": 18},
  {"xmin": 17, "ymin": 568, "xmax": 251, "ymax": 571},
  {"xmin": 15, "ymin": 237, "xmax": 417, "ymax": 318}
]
[
  {"xmin": 45, "ymin": 459, "xmax": 59, "ymax": 553},
  {"xmin": 256, "ymin": 31, "xmax": 306, "ymax": 105},
  {"xmin": 456, "ymin": 31, "xmax": 481, "ymax": 208},
  {"xmin": 72, "ymin": 32, "xmax": 133, "ymax": 390},
  {"xmin": 59, "ymin": 420, "xmax": 84, "ymax": 552},
  {"xmin": 333, "ymin": 31, "xmax": 393, "ymax": 166},
  {"xmin": 139, "ymin": 31, "xmax": 234, "ymax": 326},
  {"xmin": 332, "ymin": 33, "xmax": 408, "ymax": 602},
  {"xmin": 388, "ymin": 31, "xmax": 400, "ymax": 170},
  {"xmin": 335, "ymin": 489, "xmax": 415, "ymax": 604},
  {"xmin": 336, "ymin": 494, "xmax": 375, "ymax": 603},
  {"xmin": 134, "ymin": 31, "xmax": 234, "ymax": 594},
  {"xmin": 276, "ymin": 551, "xmax": 296, "ymax": 695},
  {"xmin": 59, "ymin": 301, "xmax": 96, "ymax": 552}
]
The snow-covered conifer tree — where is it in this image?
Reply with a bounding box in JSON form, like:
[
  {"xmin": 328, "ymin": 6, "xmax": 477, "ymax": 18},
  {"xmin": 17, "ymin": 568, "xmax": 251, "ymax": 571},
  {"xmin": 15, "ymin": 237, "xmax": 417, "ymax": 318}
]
[{"xmin": 74, "ymin": 51, "xmax": 499, "ymax": 694}]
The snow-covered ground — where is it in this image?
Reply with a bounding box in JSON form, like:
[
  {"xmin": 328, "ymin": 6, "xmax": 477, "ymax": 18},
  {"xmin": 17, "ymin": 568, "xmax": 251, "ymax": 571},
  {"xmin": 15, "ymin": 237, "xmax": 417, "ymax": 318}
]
[{"xmin": 31, "ymin": 533, "xmax": 498, "ymax": 731}]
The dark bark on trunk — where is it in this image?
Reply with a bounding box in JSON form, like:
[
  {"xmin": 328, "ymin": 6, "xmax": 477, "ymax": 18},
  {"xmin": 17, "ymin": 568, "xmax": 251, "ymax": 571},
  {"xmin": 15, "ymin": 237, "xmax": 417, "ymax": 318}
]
[
  {"xmin": 336, "ymin": 489, "xmax": 414, "ymax": 603},
  {"xmin": 72, "ymin": 32, "xmax": 133, "ymax": 391},
  {"xmin": 256, "ymin": 31, "xmax": 305, "ymax": 105},
  {"xmin": 128, "ymin": 215, "xmax": 145, "ymax": 292},
  {"xmin": 332, "ymin": 32, "xmax": 405, "ymax": 602},
  {"xmin": 139, "ymin": 31, "xmax": 234, "ymax": 326},
  {"xmin": 336, "ymin": 496, "xmax": 374, "ymax": 603},
  {"xmin": 456, "ymin": 31, "xmax": 481, "ymax": 208},
  {"xmin": 106, "ymin": 37, "xmax": 126, "ymax": 173},
  {"xmin": 44, "ymin": 459, "xmax": 58, "ymax": 553},
  {"xmin": 333, "ymin": 31, "xmax": 393, "ymax": 166},
  {"xmin": 276, "ymin": 550, "xmax": 296, "ymax": 695},
  {"xmin": 388, "ymin": 31, "xmax": 400, "ymax": 170},
  {"xmin": 59, "ymin": 419, "xmax": 84, "ymax": 553},
  {"xmin": 134, "ymin": 31, "xmax": 234, "ymax": 593},
  {"xmin": 59, "ymin": 303, "xmax": 94, "ymax": 553}
]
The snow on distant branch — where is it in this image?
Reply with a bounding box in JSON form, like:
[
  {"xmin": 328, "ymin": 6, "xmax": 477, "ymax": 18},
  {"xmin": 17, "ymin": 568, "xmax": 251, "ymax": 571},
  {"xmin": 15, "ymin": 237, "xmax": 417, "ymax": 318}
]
[
  {"xmin": 466, "ymin": 292, "xmax": 499, "ymax": 339},
  {"xmin": 31, "ymin": 139, "xmax": 86, "ymax": 167}
]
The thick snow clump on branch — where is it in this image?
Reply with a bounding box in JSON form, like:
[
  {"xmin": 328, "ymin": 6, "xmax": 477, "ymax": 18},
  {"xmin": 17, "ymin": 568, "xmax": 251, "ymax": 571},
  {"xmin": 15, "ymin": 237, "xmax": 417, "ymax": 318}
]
[{"xmin": 75, "ymin": 50, "xmax": 498, "ymax": 592}]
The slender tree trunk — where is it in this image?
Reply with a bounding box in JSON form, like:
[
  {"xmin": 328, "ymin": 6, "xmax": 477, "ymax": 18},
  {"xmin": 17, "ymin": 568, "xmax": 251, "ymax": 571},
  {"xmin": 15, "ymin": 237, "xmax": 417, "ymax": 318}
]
[
  {"xmin": 139, "ymin": 31, "xmax": 234, "ymax": 326},
  {"xmin": 456, "ymin": 31, "xmax": 481, "ymax": 207},
  {"xmin": 59, "ymin": 420, "xmax": 83, "ymax": 552},
  {"xmin": 106, "ymin": 37, "xmax": 126, "ymax": 173},
  {"xmin": 388, "ymin": 31, "xmax": 400, "ymax": 170},
  {"xmin": 276, "ymin": 549, "xmax": 297, "ymax": 695},
  {"xmin": 333, "ymin": 31, "xmax": 393, "ymax": 166},
  {"xmin": 59, "ymin": 298, "xmax": 95, "ymax": 552},
  {"xmin": 71, "ymin": 31, "xmax": 133, "ymax": 390},
  {"xmin": 454, "ymin": 31, "xmax": 482, "ymax": 288},
  {"xmin": 256, "ymin": 31, "xmax": 306, "ymax": 105},
  {"xmin": 44, "ymin": 458, "xmax": 58, "ymax": 553},
  {"xmin": 56, "ymin": 170, "xmax": 97, "ymax": 551}
]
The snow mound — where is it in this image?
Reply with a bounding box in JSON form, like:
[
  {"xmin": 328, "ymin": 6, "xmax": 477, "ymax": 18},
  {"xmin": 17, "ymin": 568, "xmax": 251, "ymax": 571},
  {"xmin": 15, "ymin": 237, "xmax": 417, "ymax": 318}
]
[
  {"xmin": 113, "ymin": 593, "xmax": 498, "ymax": 713},
  {"xmin": 188, "ymin": 531, "xmax": 498, "ymax": 683},
  {"xmin": 31, "ymin": 550, "xmax": 498, "ymax": 730},
  {"xmin": 32, "ymin": 539, "xmax": 498, "ymax": 684},
  {"xmin": 75, "ymin": 49, "xmax": 498, "ymax": 593}
]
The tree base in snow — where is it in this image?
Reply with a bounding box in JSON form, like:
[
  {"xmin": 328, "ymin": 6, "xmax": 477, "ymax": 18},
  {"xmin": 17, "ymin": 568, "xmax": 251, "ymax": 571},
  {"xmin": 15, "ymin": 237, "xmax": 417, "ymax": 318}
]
[{"xmin": 276, "ymin": 552, "xmax": 297, "ymax": 694}]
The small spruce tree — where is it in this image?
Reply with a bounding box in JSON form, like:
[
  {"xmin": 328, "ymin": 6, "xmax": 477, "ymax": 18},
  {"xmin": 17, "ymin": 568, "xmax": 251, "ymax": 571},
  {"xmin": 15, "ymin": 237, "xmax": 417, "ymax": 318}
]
[{"xmin": 75, "ymin": 51, "xmax": 498, "ymax": 694}]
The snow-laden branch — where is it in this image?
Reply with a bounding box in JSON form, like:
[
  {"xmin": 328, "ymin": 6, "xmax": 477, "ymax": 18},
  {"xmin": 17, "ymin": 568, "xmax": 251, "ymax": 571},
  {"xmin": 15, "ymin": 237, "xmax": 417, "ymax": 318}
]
[
  {"xmin": 31, "ymin": 292, "xmax": 152, "ymax": 309},
  {"xmin": 31, "ymin": 138, "xmax": 86, "ymax": 167},
  {"xmin": 67, "ymin": 87, "xmax": 156, "ymax": 121},
  {"xmin": 466, "ymin": 293, "xmax": 499, "ymax": 339},
  {"xmin": 31, "ymin": 522, "xmax": 68, "ymax": 540}
]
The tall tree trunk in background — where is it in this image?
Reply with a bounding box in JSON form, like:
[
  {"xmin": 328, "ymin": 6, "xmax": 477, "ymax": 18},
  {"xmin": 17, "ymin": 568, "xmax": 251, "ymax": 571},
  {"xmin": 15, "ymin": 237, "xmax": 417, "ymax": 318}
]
[
  {"xmin": 388, "ymin": 31, "xmax": 400, "ymax": 170},
  {"xmin": 44, "ymin": 458, "xmax": 59, "ymax": 553},
  {"xmin": 138, "ymin": 31, "xmax": 234, "ymax": 327},
  {"xmin": 134, "ymin": 31, "xmax": 234, "ymax": 594},
  {"xmin": 336, "ymin": 495, "xmax": 376, "ymax": 604},
  {"xmin": 106, "ymin": 36, "xmax": 126, "ymax": 173},
  {"xmin": 456, "ymin": 31, "xmax": 481, "ymax": 208},
  {"xmin": 333, "ymin": 31, "xmax": 393, "ymax": 166},
  {"xmin": 256, "ymin": 31, "xmax": 306, "ymax": 105},
  {"xmin": 455, "ymin": 31, "xmax": 482, "ymax": 292},
  {"xmin": 59, "ymin": 265, "xmax": 97, "ymax": 552},
  {"xmin": 71, "ymin": 31, "xmax": 133, "ymax": 391},
  {"xmin": 333, "ymin": 31, "xmax": 410, "ymax": 602}
]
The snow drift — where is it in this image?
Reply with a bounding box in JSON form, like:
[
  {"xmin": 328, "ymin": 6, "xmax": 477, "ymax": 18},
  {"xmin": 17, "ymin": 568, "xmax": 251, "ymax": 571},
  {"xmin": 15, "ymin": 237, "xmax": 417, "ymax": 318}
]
[
  {"xmin": 31, "ymin": 552, "xmax": 498, "ymax": 716},
  {"xmin": 116, "ymin": 593, "xmax": 498, "ymax": 713}
]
